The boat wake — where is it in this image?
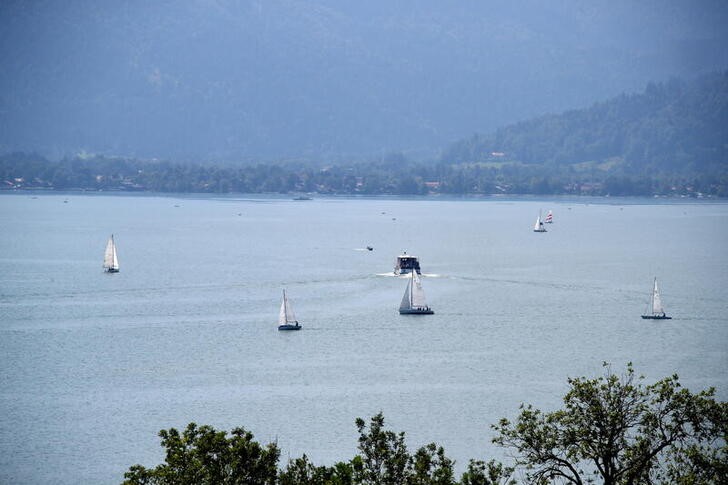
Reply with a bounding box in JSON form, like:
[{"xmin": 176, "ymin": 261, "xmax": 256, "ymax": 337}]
[{"xmin": 375, "ymin": 272, "xmax": 441, "ymax": 278}]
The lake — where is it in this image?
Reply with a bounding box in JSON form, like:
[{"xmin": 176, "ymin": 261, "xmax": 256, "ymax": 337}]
[{"xmin": 1, "ymin": 193, "xmax": 726, "ymax": 484}]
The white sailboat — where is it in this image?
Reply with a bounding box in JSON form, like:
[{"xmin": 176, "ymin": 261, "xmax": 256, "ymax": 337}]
[
  {"xmin": 278, "ymin": 289, "xmax": 302, "ymax": 330},
  {"xmin": 533, "ymin": 211, "xmax": 547, "ymax": 232},
  {"xmin": 399, "ymin": 270, "xmax": 434, "ymax": 314},
  {"xmin": 641, "ymin": 277, "xmax": 671, "ymax": 319},
  {"xmin": 544, "ymin": 210, "xmax": 553, "ymax": 223},
  {"xmin": 103, "ymin": 234, "xmax": 119, "ymax": 273}
]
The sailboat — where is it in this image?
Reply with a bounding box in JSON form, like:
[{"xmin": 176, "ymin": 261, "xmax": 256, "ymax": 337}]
[
  {"xmin": 641, "ymin": 277, "xmax": 671, "ymax": 320},
  {"xmin": 544, "ymin": 210, "xmax": 553, "ymax": 223},
  {"xmin": 533, "ymin": 211, "xmax": 547, "ymax": 232},
  {"xmin": 399, "ymin": 270, "xmax": 434, "ymax": 314},
  {"xmin": 103, "ymin": 234, "xmax": 119, "ymax": 273},
  {"xmin": 278, "ymin": 289, "xmax": 302, "ymax": 330}
]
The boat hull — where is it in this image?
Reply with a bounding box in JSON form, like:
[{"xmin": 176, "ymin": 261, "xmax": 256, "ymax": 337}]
[
  {"xmin": 105, "ymin": 268, "xmax": 119, "ymax": 273},
  {"xmin": 394, "ymin": 269, "xmax": 422, "ymax": 275},
  {"xmin": 278, "ymin": 324, "xmax": 302, "ymax": 331},
  {"xmin": 394, "ymin": 255, "xmax": 421, "ymax": 275},
  {"xmin": 399, "ymin": 308, "xmax": 434, "ymax": 315},
  {"xmin": 641, "ymin": 315, "xmax": 672, "ymax": 319}
]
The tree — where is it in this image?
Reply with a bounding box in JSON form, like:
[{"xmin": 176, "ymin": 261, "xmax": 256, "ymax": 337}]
[
  {"xmin": 410, "ymin": 442, "xmax": 456, "ymax": 485},
  {"xmin": 459, "ymin": 459, "xmax": 515, "ymax": 485},
  {"xmin": 122, "ymin": 423, "xmax": 279, "ymax": 485},
  {"xmin": 352, "ymin": 412, "xmax": 460, "ymax": 485},
  {"xmin": 492, "ymin": 363, "xmax": 727, "ymax": 484},
  {"xmin": 279, "ymin": 454, "xmax": 353, "ymax": 485},
  {"xmin": 352, "ymin": 412, "xmax": 411, "ymax": 485},
  {"xmin": 119, "ymin": 367, "xmax": 725, "ymax": 485}
]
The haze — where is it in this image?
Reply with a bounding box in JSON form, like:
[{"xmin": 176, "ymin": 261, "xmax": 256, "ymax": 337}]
[{"xmin": 1, "ymin": 0, "xmax": 727, "ymax": 161}]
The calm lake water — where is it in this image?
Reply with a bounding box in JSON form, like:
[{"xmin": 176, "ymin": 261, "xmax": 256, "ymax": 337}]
[{"xmin": 1, "ymin": 193, "xmax": 727, "ymax": 484}]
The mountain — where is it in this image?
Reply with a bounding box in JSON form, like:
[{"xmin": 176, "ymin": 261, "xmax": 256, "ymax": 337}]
[
  {"xmin": 442, "ymin": 71, "xmax": 728, "ymax": 173},
  {"xmin": 1, "ymin": 0, "xmax": 728, "ymax": 161},
  {"xmin": 4, "ymin": 71, "xmax": 728, "ymax": 197}
]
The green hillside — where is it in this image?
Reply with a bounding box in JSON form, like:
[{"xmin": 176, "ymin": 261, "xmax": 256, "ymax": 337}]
[{"xmin": 443, "ymin": 71, "xmax": 728, "ymax": 175}]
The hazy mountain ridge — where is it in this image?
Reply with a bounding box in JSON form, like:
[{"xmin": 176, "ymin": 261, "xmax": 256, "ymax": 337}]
[
  {"xmin": 443, "ymin": 71, "xmax": 728, "ymax": 173},
  {"xmin": 1, "ymin": 0, "xmax": 727, "ymax": 160},
  {"xmin": 4, "ymin": 69, "xmax": 728, "ymax": 198},
  {"xmin": 3, "ymin": 70, "xmax": 728, "ymax": 197}
]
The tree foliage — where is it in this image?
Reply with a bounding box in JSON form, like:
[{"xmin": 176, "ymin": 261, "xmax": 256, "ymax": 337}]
[
  {"xmin": 278, "ymin": 454, "xmax": 353, "ymax": 485},
  {"xmin": 2, "ymin": 151, "xmax": 726, "ymax": 197},
  {"xmin": 351, "ymin": 412, "xmax": 462, "ymax": 485},
  {"xmin": 122, "ymin": 411, "xmax": 515, "ymax": 485},
  {"xmin": 352, "ymin": 413, "xmax": 411, "ymax": 484},
  {"xmin": 121, "ymin": 366, "xmax": 725, "ymax": 484},
  {"xmin": 122, "ymin": 423, "xmax": 280, "ymax": 485},
  {"xmin": 458, "ymin": 459, "xmax": 515, "ymax": 485},
  {"xmin": 492, "ymin": 363, "xmax": 727, "ymax": 484}
]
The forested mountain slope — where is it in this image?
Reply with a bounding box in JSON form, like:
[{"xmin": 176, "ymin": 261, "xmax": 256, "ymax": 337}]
[{"xmin": 443, "ymin": 71, "xmax": 728, "ymax": 174}]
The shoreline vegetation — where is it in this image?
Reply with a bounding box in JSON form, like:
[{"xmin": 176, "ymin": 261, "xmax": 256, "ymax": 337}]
[
  {"xmin": 1, "ymin": 153, "xmax": 725, "ymax": 199},
  {"xmin": 122, "ymin": 364, "xmax": 727, "ymax": 485}
]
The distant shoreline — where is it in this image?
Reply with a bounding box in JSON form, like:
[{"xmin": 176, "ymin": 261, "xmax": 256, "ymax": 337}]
[{"xmin": 2, "ymin": 188, "xmax": 724, "ymax": 205}]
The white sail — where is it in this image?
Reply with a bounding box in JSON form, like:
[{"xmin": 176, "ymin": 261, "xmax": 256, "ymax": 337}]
[
  {"xmin": 533, "ymin": 210, "xmax": 547, "ymax": 232},
  {"xmin": 400, "ymin": 271, "xmax": 429, "ymax": 310},
  {"xmin": 279, "ymin": 290, "xmax": 297, "ymax": 325},
  {"xmin": 284, "ymin": 296, "xmax": 297, "ymax": 323},
  {"xmin": 652, "ymin": 278, "xmax": 664, "ymax": 315},
  {"xmin": 112, "ymin": 241, "xmax": 119, "ymax": 269},
  {"xmin": 400, "ymin": 278, "xmax": 412, "ymax": 311},
  {"xmin": 278, "ymin": 294, "xmax": 287, "ymax": 325},
  {"xmin": 642, "ymin": 277, "xmax": 670, "ymax": 319},
  {"xmin": 103, "ymin": 235, "xmax": 119, "ymax": 271},
  {"xmin": 411, "ymin": 272, "xmax": 428, "ymax": 308}
]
